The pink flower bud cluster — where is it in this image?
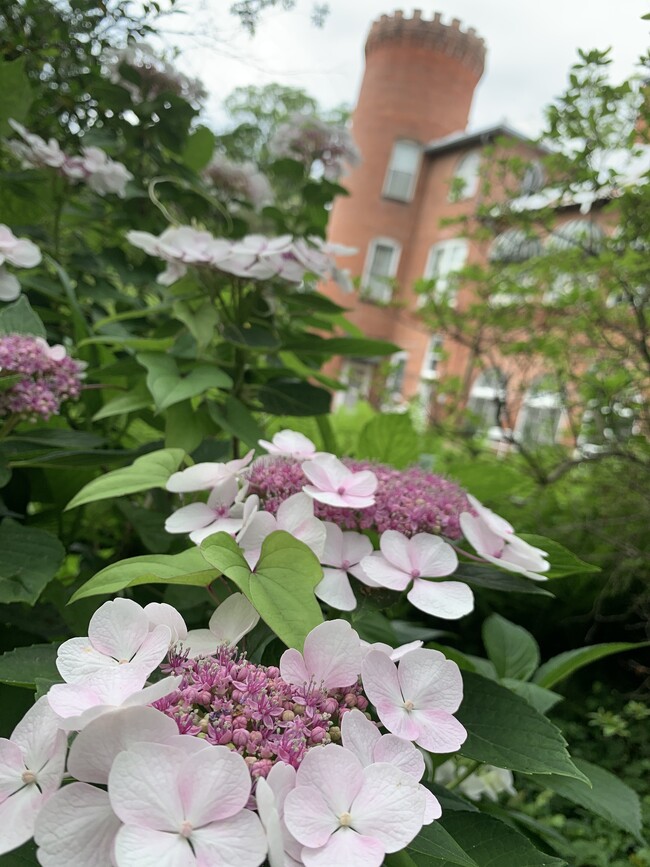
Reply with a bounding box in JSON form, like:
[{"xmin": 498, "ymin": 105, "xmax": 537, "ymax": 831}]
[
  {"xmin": 156, "ymin": 643, "xmax": 367, "ymax": 778},
  {"xmin": 8, "ymin": 121, "xmax": 133, "ymax": 198},
  {"xmin": 106, "ymin": 42, "xmax": 206, "ymax": 104},
  {"xmin": 246, "ymin": 455, "xmax": 470, "ymax": 540},
  {"xmin": 203, "ymin": 153, "xmax": 273, "ymax": 211},
  {"xmin": 269, "ymin": 113, "xmax": 362, "ymax": 180},
  {"xmin": 0, "ymin": 334, "xmax": 85, "ymax": 421}
]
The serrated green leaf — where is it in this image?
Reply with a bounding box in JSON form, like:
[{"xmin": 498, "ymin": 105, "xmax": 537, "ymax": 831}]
[
  {"xmin": 455, "ymin": 566, "xmax": 554, "ymax": 597},
  {"xmin": 457, "ymin": 672, "xmax": 588, "ymax": 782},
  {"xmin": 518, "ymin": 535, "xmax": 600, "ymax": 578},
  {"xmin": 92, "ymin": 384, "xmax": 151, "ymax": 420},
  {"xmin": 407, "ymin": 820, "xmax": 479, "ymax": 866},
  {"xmin": 0, "ymin": 643, "xmax": 60, "ymax": 688},
  {"xmin": 0, "ymin": 57, "xmax": 33, "ymax": 135},
  {"xmin": 137, "ymin": 353, "xmax": 232, "ymax": 411},
  {"xmin": 533, "ymin": 641, "xmax": 650, "ymax": 689},
  {"xmin": 0, "ymin": 296, "xmax": 45, "ymax": 337},
  {"xmin": 0, "ymin": 519, "xmax": 65, "ymax": 605},
  {"xmin": 530, "ymin": 758, "xmax": 644, "ymax": 841},
  {"xmin": 70, "ymin": 548, "xmax": 217, "ymax": 602},
  {"xmin": 439, "ymin": 812, "xmax": 567, "ymax": 866},
  {"xmin": 65, "ymin": 448, "xmax": 185, "ymax": 510},
  {"xmin": 483, "ymin": 614, "xmax": 540, "ymax": 681}
]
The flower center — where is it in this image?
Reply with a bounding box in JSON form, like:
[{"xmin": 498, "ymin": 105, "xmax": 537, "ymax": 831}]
[
  {"xmin": 21, "ymin": 770, "xmax": 37, "ymax": 785},
  {"xmin": 339, "ymin": 811, "xmax": 353, "ymax": 827},
  {"xmin": 179, "ymin": 820, "xmax": 193, "ymax": 838},
  {"xmin": 337, "ymin": 486, "xmax": 346, "ymax": 495},
  {"xmin": 410, "ymin": 568, "xmax": 420, "ymax": 579},
  {"xmin": 403, "ymin": 699, "xmax": 415, "ymax": 712},
  {"xmin": 341, "ymin": 559, "xmax": 351, "ymax": 570}
]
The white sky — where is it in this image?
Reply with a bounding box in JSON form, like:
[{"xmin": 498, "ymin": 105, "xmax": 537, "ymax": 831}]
[{"xmin": 166, "ymin": 1, "xmax": 650, "ymax": 137}]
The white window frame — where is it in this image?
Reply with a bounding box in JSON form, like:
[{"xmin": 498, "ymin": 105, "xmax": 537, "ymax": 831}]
[
  {"xmin": 420, "ymin": 334, "xmax": 444, "ymax": 382},
  {"xmin": 467, "ymin": 368, "xmax": 507, "ymax": 437},
  {"xmin": 449, "ymin": 151, "xmax": 481, "ymax": 201},
  {"xmin": 514, "ymin": 383, "xmax": 565, "ymax": 446},
  {"xmin": 382, "ymin": 140, "xmax": 421, "ymax": 203},
  {"xmin": 421, "ymin": 238, "xmax": 469, "ymax": 307},
  {"xmin": 334, "ymin": 359, "xmax": 376, "ymax": 411},
  {"xmin": 361, "ymin": 237, "xmax": 401, "ymax": 304}
]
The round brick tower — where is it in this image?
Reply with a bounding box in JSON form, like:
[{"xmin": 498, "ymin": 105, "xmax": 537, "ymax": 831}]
[{"xmin": 327, "ymin": 10, "xmax": 486, "ymax": 293}]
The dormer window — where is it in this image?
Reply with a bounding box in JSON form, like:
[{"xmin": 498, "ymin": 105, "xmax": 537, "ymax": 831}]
[
  {"xmin": 383, "ymin": 140, "xmax": 421, "ymax": 202},
  {"xmin": 450, "ymin": 151, "xmax": 480, "ymax": 201}
]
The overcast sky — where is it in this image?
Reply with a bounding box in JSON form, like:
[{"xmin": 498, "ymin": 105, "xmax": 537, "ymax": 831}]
[{"xmin": 168, "ymin": 1, "xmax": 649, "ymax": 137}]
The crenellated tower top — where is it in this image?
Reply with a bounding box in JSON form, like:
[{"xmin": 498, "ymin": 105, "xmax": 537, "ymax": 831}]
[{"xmin": 366, "ymin": 9, "xmax": 486, "ymax": 77}]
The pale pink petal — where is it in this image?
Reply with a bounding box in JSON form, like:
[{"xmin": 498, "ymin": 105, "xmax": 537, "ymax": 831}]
[
  {"xmin": 237, "ymin": 510, "xmax": 276, "ymax": 552},
  {"xmin": 341, "ymin": 532, "xmax": 373, "ymax": 566},
  {"xmin": 352, "ymin": 763, "xmax": 425, "ymax": 851},
  {"xmin": 303, "ymin": 620, "xmax": 362, "ymax": 689},
  {"xmin": 179, "ymin": 747, "xmax": 250, "ymax": 825},
  {"xmin": 88, "ymin": 598, "xmax": 149, "ymax": 661},
  {"xmin": 361, "ymin": 650, "xmax": 404, "ymax": 710},
  {"xmin": 374, "ymin": 701, "xmax": 422, "ymax": 740},
  {"xmin": 109, "ymin": 743, "xmax": 185, "ymax": 831},
  {"xmin": 340, "ymin": 709, "xmax": 380, "ymax": 767},
  {"xmin": 284, "ymin": 786, "xmax": 338, "ymax": 848},
  {"xmin": 0, "ymin": 740, "xmax": 24, "ymax": 800},
  {"xmin": 190, "ymin": 517, "xmax": 245, "ymax": 544},
  {"xmin": 467, "ymin": 494, "xmax": 514, "ymax": 536},
  {"xmin": 294, "ymin": 745, "xmax": 363, "ymax": 817},
  {"xmin": 389, "ymin": 641, "xmax": 424, "ymax": 661},
  {"xmin": 29, "ymin": 732, "xmax": 66, "ymax": 798},
  {"xmin": 301, "ymin": 827, "xmax": 385, "ymax": 867},
  {"xmin": 278, "ymin": 496, "xmax": 327, "ymax": 558},
  {"xmin": 479, "ymin": 551, "xmax": 549, "ymax": 581},
  {"xmin": 166, "ymin": 463, "xmax": 229, "ymax": 493},
  {"xmin": 422, "ymin": 788, "xmax": 443, "ymax": 824},
  {"xmin": 410, "ymin": 708, "xmax": 468, "ymax": 753},
  {"xmin": 255, "ymin": 778, "xmax": 287, "ymax": 867},
  {"xmin": 56, "ymin": 637, "xmax": 115, "ymax": 682},
  {"xmin": 114, "ymin": 825, "xmax": 195, "ymax": 867},
  {"xmin": 208, "ymin": 593, "xmax": 260, "ymax": 646},
  {"xmin": 348, "ymin": 561, "xmax": 382, "ymax": 588},
  {"xmin": 459, "ymin": 513, "xmax": 504, "ymax": 559},
  {"xmin": 129, "ymin": 625, "xmax": 173, "ymax": 675},
  {"xmin": 397, "ymin": 648, "xmax": 464, "ymax": 713},
  {"xmin": 321, "ymin": 522, "xmax": 343, "ymax": 566},
  {"xmin": 68, "ymin": 706, "xmax": 178, "ymax": 785},
  {"xmin": 303, "ymin": 487, "xmax": 375, "ymax": 509},
  {"xmin": 314, "ymin": 568, "xmax": 357, "ymax": 611},
  {"xmin": 409, "ymin": 534, "xmax": 459, "ymax": 577},
  {"xmin": 10, "ymin": 696, "xmax": 64, "ymax": 775},
  {"xmin": 279, "ymin": 648, "xmax": 311, "ymax": 686},
  {"xmin": 144, "ymin": 603, "xmax": 188, "ymax": 644},
  {"xmin": 302, "ymin": 455, "xmax": 348, "ymax": 492},
  {"xmin": 47, "ymin": 682, "xmax": 108, "ymax": 722},
  {"xmin": 379, "ymin": 531, "xmax": 414, "ymax": 573},
  {"xmin": 359, "ymin": 552, "xmax": 410, "ymax": 591},
  {"xmin": 407, "ymin": 579, "xmax": 475, "ymax": 620},
  {"xmin": 35, "ymin": 783, "xmax": 121, "ymax": 867},
  {"xmin": 165, "ymin": 503, "xmax": 217, "ymax": 534},
  {"xmin": 372, "ymin": 735, "xmax": 425, "ymax": 780},
  {"xmin": 190, "ymin": 811, "xmax": 267, "ymax": 867},
  {"xmin": 342, "ymin": 471, "xmax": 378, "ymax": 498},
  {"xmin": 121, "ymin": 676, "xmax": 182, "ymax": 710},
  {"xmin": 0, "ymin": 784, "xmax": 42, "ymax": 854},
  {"xmin": 206, "ymin": 476, "xmax": 239, "ymax": 508},
  {"xmin": 183, "ymin": 629, "xmax": 220, "ymax": 658},
  {"xmin": 260, "ymin": 430, "xmax": 317, "ymax": 459}
]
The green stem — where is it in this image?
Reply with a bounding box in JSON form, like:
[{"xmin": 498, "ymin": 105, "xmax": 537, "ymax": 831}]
[
  {"xmin": 0, "ymin": 415, "xmax": 19, "ymax": 440},
  {"xmin": 447, "ymin": 759, "xmax": 482, "ymax": 790},
  {"xmin": 315, "ymin": 414, "xmax": 337, "ymax": 453}
]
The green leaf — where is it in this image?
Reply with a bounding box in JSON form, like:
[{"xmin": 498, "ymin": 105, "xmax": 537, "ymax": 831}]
[
  {"xmin": 457, "ymin": 672, "xmax": 588, "ymax": 782},
  {"xmin": 0, "ymin": 519, "xmax": 65, "ymax": 605},
  {"xmin": 208, "ymin": 396, "xmax": 265, "ymax": 449},
  {"xmin": 518, "ymin": 535, "xmax": 600, "ymax": 578},
  {"xmin": 0, "ymin": 296, "xmax": 46, "ymax": 338},
  {"xmin": 70, "ymin": 548, "xmax": 217, "ymax": 602},
  {"xmin": 92, "ymin": 384, "xmax": 151, "ymax": 420},
  {"xmin": 0, "ymin": 840, "xmax": 40, "ymax": 866},
  {"xmin": 533, "ymin": 641, "xmax": 650, "ymax": 689},
  {"xmin": 285, "ymin": 335, "xmax": 399, "ymax": 356},
  {"xmin": 7, "ymin": 430, "xmax": 105, "ymax": 450},
  {"xmin": 0, "ymin": 57, "xmax": 33, "ymax": 135},
  {"xmin": 530, "ymin": 757, "xmax": 644, "ymax": 842},
  {"xmin": 222, "ymin": 322, "xmax": 281, "ymax": 350},
  {"xmin": 137, "ymin": 353, "xmax": 233, "ymax": 411},
  {"xmin": 356, "ymin": 414, "xmax": 420, "ymax": 469},
  {"xmin": 424, "ymin": 782, "xmax": 478, "ymax": 813},
  {"xmin": 439, "ymin": 812, "xmax": 567, "ymax": 866},
  {"xmin": 0, "ymin": 643, "xmax": 60, "ymax": 688},
  {"xmin": 201, "ymin": 531, "xmax": 324, "ymax": 650},
  {"xmin": 483, "ymin": 614, "xmax": 540, "ymax": 681},
  {"xmin": 79, "ymin": 335, "xmax": 175, "ymax": 351},
  {"xmin": 500, "ymin": 679, "xmax": 563, "ymax": 714},
  {"xmin": 182, "ymin": 125, "xmax": 215, "ymax": 171},
  {"xmin": 258, "ymin": 379, "xmax": 331, "ymax": 416},
  {"xmin": 455, "ymin": 566, "xmax": 554, "ymax": 598},
  {"xmin": 65, "ymin": 448, "xmax": 185, "ymax": 510},
  {"xmin": 173, "ymin": 300, "xmax": 219, "ymax": 350},
  {"xmin": 407, "ymin": 821, "xmax": 479, "ymax": 866}
]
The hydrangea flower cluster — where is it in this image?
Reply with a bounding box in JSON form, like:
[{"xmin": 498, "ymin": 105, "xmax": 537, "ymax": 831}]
[
  {"xmin": 0, "ymin": 334, "xmax": 85, "ymax": 421},
  {"xmin": 165, "ymin": 429, "xmax": 550, "ymax": 616},
  {"xmin": 126, "ymin": 225, "xmax": 354, "ymax": 287},
  {"xmin": 0, "ymin": 596, "xmax": 466, "ymax": 866},
  {"xmin": 0, "ymin": 223, "xmax": 42, "ymax": 301},
  {"xmin": 106, "ymin": 42, "xmax": 207, "ymax": 104},
  {"xmin": 269, "ymin": 113, "xmax": 362, "ymax": 180},
  {"xmin": 203, "ymin": 152, "xmax": 273, "ymax": 211},
  {"xmin": 8, "ymin": 120, "xmax": 133, "ymax": 198}
]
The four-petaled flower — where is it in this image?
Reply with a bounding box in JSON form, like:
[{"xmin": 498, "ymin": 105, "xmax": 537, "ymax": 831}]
[
  {"xmin": 280, "ymin": 619, "xmax": 363, "ymax": 691},
  {"xmin": 166, "ymin": 450, "xmax": 254, "ymax": 493},
  {"xmin": 259, "ymin": 429, "xmax": 319, "ymax": 460},
  {"xmin": 237, "ymin": 492, "xmax": 326, "ymax": 568},
  {"xmin": 315, "ymin": 521, "xmax": 374, "ymax": 611},
  {"xmin": 302, "ymin": 454, "xmax": 378, "ymax": 509}
]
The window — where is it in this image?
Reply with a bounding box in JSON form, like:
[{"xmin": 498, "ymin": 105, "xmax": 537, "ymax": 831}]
[
  {"xmin": 336, "ymin": 360, "xmax": 375, "ymax": 410},
  {"xmin": 422, "ymin": 239, "xmax": 468, "ymax": 305},
  {"xmin": 546, "ymin": 219, "xmax": 604, "ymax": 254},
  {"xmin": 362, "ymin": 239, "xmax": 400, "ymax": 304},
  {"xmin": 385, "ymin": 351, "xmax": 408, "ymax": 395},
  {"xmin": 383, "ymin": 140, "xmax": 421, "ymax": 202},
  {"xmin": 450, "ymin": 151, "xmax": 480, "ymax": 201},
  {"xmin": 515, "ymin": 377, "xmax": 564, "ymax": 446},
  {"xmin": 520, "ymin": 161, "xmax": 545, "ymax": 195},
  {"xmin": 489, "ymin": 229, "xmax": 542, "ymax": 264},
  {"xmin": 467, "ymin": 368, "xmax": 507, "ymax": 433},
  {"xmin": 421, "ymin": 335, "xmax": 444, "ymax": 381}
]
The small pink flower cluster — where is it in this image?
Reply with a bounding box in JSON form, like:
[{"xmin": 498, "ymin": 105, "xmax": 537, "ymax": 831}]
[
  {"xmin": 127, "ymin": 225, "xmax": 354, "ymax": 287},
  {"xmin": 0, "ymin": 334, "xmax": 85, "ymax": 421},
  {"xmin": 155, "ymin": 643, "xmax": 366, "ymax": 775},
  {"xmin": 8, "ymin": 120, "xmax": 133, "ymax": 197},
  {"xmin": 269, "ymin": 113, "xmax": 362, "ymax": 180},
  {"xmin": 248, "ymin": 455, "xmax": 470, "ymax": 539},
  {"xmin": 203, "ymin": 152, "xmax": 273, "ymax": 211},
  {"xmin": 0, "ymin": 597, "xmax": 467, "ymax": 866}
]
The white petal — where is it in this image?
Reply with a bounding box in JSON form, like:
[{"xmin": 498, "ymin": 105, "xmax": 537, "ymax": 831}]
[
  {"xmin": 208, "ymin": 593, "xmax": 260, "ymax": 647},
  {"xmin": 0, "ymin": 784, "xmax": 43, "ymax": 855},
  {"xmin": 407, "ymin": 579, "xmax": 475, "ymax": 620},
  {"xmin": 114, "ymin": 825, "xmax": 194, "ymax": 867},
  {"xmin": 301, "ymin": 826, "xmax": 385, "ymax": 867},
  {"xmin": 409, "ymin": 534, "xmax": 459, "ymax": 578},
  {"xmin": 190, "ymin": 811, "xmax": 267, "ymax": 867},
  {"xmin": 398, "ymin": 648, "xmax": 464, "ymax": 713},
  {"xmin": 340, "ymin": 709, "xmax": 381, "ymax": 767},
  {"xmin": 144, "ymin": 603, "xmax": 188, "ymax": 644},
  {"xmin": 108, "ymin": 743, "xmax": 185, "ymax": 831},
  {"xmin": 359, "ymin": 552, "xmax": 410, "ymax": 591},
  {"xmin": 314, "ymin": 568, "xmax": 357, "ymax": 611},
  {"xmin": 303, "ymin": 620, "xmax": 362, "ymax": 690},
  {"xmin": 165, "ymin": 503, "xmax": 217, "ymax": 534},
  {"xmin": 88, "ymin": 598, "xmax": 149, "ymax": 662},
  {"xmin": 352, "ymin": 763, "xmax": 425, "ymax": 851}
]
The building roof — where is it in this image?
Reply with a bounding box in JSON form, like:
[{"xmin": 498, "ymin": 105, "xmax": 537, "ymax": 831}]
[{"xmin": 424, "ymin": 123, "xmax": 544, "ymax": 156}]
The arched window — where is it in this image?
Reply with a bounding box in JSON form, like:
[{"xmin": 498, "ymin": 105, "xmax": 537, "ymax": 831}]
[
  {"xmin": 520, "ymin": 160, "xmax": 545, "ymax": 195},
  {"xmin": 489, "ymin": 229, "xmax": 543, "ymax": 264},
  {"xmin": 361, "ymin": 238, "xmax": 400, "ymax": 304},
  {"xmin": 450, "ymin": 151, "xmax": 480, "ymax": 201},
  {"xmin": 422, "ymin": 238, "xmax": 468, "ymax": 306},
  {"xmin": 515, "ymin": 376, "xmax": 565, "ymax": 446},
  {"xmin": 383, "ymin": 140, "xmax": 421, "ymax": 202},
  {"xmin": 467, "ymin": 368, "xmax": 507, "ymax": 433},
  {"xmin": 546, "ymin": 219, "xmax": 604, "ymax": 254}
]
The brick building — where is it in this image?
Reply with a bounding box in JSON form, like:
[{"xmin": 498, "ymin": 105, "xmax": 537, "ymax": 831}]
[{"xmin": 322, "ymin": 9, "xmax": 612, "ymax": 448}]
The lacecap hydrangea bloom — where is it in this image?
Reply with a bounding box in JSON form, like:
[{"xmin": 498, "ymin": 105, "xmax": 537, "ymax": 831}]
[
  {"xmin": 268, "ymin": 113, "xmax": 362, "ymax": 181},
  {"xmin": 1, "ymin": 596, "xmax": 467, "ymax": 866},
  {"xmin": 203, "ymin": 152, "xmax": 273, "ymax": 211},
  {"xmin": 0, "ymin": 224, "xmax": 42, "ymax": 301},
  {"xmin": 0, "ymin": 335, "xmax": 85, "ymax": 421},
  {"xmin": 106, "ymin": 41, "xmax": 206, "ymax": 105}
]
